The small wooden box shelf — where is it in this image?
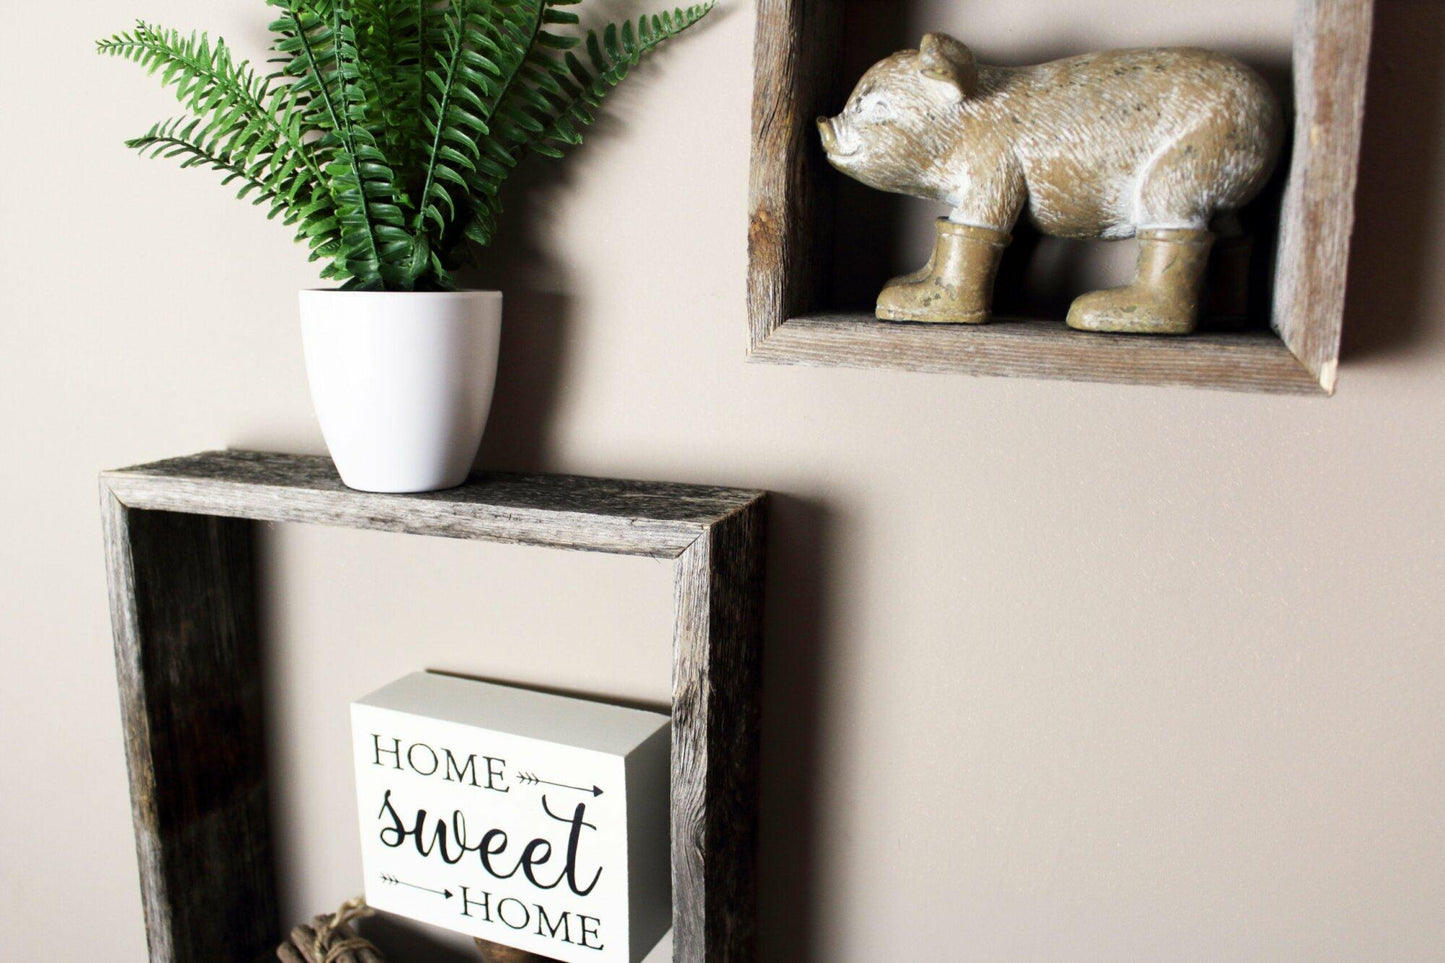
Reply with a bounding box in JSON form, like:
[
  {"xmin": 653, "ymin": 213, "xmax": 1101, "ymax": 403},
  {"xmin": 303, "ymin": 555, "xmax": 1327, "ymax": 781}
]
[
  {"xmin": 100, "ymin": 450, "xmax": 766, "ymax": 963},
  {"xmin": 747, "ymin": 0, "xmax": 1374, "ymax": 394}
]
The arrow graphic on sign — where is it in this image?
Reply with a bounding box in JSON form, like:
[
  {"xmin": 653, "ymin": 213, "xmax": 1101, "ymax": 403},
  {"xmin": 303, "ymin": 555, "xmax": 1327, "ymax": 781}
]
[
  {"xmin": 516, "ymin": 771, "xmax": 604, "ymax": 797},
  {"xmin": 380, "ymin": 874, "xmax": 453, "ymax": 899}
]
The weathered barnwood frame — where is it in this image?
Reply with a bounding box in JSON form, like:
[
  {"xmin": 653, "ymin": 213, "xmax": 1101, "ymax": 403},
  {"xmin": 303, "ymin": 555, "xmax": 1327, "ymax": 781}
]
[
  {"xmin": 748, "ymin": 0, "xmax": 1375, "ymax": 394},
  {"xmin": 100, "ymin": 450, "xmax": 766, "ymax": 963}
]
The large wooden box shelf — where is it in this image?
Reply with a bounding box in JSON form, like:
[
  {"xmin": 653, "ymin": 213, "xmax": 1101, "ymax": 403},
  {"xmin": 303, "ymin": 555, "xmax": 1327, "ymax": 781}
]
[
  {"xmin": 100, "ymin": 451, "xmax": 766, "ymax": 963},
  {"xmin": 747, "ymin": 0, "xmax": 1374, "ymax": 394}
]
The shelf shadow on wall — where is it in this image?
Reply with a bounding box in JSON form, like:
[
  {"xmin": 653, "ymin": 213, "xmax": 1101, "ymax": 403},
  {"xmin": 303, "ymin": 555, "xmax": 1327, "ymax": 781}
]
[
  {"xmin": 1339, "ymin": 1, "xmax": 1445, "ymax": 361},
  {"xmin": 756, "ymin": 494, "xmax": 833, "ymax": 962}
]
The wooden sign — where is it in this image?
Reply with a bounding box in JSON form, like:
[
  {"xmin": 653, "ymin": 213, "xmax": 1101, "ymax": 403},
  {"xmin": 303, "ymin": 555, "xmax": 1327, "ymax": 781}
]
[{"xmin": 352, "ymin": 672, "xmax": 672, "ymax": 962}]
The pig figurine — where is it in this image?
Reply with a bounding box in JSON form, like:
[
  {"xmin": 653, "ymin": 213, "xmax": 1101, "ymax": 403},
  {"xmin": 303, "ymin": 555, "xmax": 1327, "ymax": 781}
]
[{"xmin": 817, "ymin": 34, "xmax": 1284, "ymax": 334}]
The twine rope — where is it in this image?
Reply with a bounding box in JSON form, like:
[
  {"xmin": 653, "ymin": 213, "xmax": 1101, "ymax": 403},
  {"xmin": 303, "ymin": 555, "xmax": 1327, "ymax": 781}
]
[{"xmin": 312, "ymin": 896, "xmax": 380, "ymax": 963}]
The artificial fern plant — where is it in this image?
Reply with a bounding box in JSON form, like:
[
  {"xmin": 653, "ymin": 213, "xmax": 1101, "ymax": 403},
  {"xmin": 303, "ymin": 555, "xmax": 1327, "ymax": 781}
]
[{"xmin": 98, "ymin": 0, "xmax": 713, "ymax": 290}]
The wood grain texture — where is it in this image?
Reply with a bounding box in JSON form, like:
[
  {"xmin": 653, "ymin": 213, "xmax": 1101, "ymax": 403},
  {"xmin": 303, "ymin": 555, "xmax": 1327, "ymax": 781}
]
[
  {"xmin": 101, "ymin": 489, "xmax": 276, "ymax": 963},
  {"xmin": 747, "ymin": 0, "xmax": 1374, "ymax": 394},
  {"xmin": 104, "ymin": 451, "xmax": 763, "ymax": 560},
  {"xmin": 1272, "ymin": 0, "xmax": 1375, "ymax": 393},
  {"xmin": 101, "ymin": 451, "xmax": 767, "ymax": 963},
  {"xmin": 671, "ymin": 503, "xmax": 766, "ymax": 962},
  {"xmin": 748, "ymin": 0, "xmax": 841, "ymax": 348},
  {"xmin": 753, "ymin": 313, "xmax": 1323, "ymax": 394}
]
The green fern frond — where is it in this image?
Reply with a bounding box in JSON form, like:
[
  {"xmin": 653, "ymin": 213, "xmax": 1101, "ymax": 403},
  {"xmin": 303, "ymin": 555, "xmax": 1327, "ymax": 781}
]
[
  {"xmin": 124, "ymin": 116, "xmax": 347, "ymax": 275},
  {"xmin": 97, "ymin": 22, "xmax": 327, "ymax": 186},
  {"xmin": 459, "ymin": 2, "xmax": 713, "ymax": 245},
  {"xmin": 414, "ymin": 2, "xmax": 505, "ymax": 237},
  {"xmin": 264, "ymin": 0, "xmax": 345, "ymax": 148},
  {"xmin": 348, "ymin": 0, "xmax": 427, "ymax": 169},
  {"xmin": 329, "ymin": 2, "xmax": 415, "ymax": 287},
  {"xmin": 100, "ymin": 0, "xmax": 714, "ymax": 290}
]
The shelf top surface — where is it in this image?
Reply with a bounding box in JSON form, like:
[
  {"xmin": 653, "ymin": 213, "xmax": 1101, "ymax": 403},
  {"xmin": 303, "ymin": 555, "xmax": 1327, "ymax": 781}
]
[
  {"xmin": 103, "ymin": 450, "xmax": 764, "ymax": 557},
  {"xmin": 752, "ymin": 314, "xmax": 1324, "ymax": 395}
]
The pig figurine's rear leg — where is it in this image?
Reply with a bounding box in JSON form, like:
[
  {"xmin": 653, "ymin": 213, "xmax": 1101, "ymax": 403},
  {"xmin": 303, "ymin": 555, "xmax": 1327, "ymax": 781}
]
[
  {"xmin": 1066, "ymin": 228, "xmax": 1215, "ymax": 334},
  {"xmin": 1067, "ymin": 126, "xmax": 1244, "ymax": 334}
]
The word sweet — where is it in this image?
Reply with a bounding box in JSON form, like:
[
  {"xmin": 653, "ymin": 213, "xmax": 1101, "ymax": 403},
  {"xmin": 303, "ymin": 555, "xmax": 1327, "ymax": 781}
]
[{"xmin": 375, "ymin": 789, "xmax": 603, "ymax": 897}]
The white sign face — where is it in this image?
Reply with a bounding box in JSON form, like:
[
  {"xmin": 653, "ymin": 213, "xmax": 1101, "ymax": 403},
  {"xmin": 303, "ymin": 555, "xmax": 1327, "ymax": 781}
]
[{"xmin": 352, "ymin": 673, "xmax": 671, "ymax": 963}]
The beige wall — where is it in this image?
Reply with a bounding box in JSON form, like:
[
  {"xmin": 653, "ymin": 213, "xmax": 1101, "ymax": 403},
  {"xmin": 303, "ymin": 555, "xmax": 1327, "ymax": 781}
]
[{"xmin": 3, "ymin": 1, "xmax": 1443, "ymax": 959}]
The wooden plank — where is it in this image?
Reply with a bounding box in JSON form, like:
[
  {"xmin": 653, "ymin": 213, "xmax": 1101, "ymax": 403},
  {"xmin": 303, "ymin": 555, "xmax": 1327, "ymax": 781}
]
[
  {"xmin": 748, "ymin": 0, "xmax": 841, "ymax": 349},
  {"xmin": 670, "ymin": 499, "xmax": 766, "ymax": 962},
  {"xmin": 751, "ymin": 313, "xmax": 1324, "ymax": 394},
  {"xmin": 101, "ymin": 490, "xmax": 276, "ymax": 962},
  {"xmin": 1272, "ymin": 0, "xmax": 1375, "ymax": 394},
  {"xmin": 104, "ymin": 451, "xmax": 763, "ymax": 560}
]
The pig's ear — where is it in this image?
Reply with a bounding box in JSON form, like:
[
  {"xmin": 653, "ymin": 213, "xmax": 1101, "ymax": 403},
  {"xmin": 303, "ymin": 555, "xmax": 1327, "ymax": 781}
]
[{"xmin": 918, "ymin": 33, "xmax": 977, "ymax": 97}]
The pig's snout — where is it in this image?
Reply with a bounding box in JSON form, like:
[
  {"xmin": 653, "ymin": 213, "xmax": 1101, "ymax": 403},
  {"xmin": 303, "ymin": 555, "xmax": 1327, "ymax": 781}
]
[{"xmin": 817, "ymin": 116, "xmax": 846, "ymax": 156}]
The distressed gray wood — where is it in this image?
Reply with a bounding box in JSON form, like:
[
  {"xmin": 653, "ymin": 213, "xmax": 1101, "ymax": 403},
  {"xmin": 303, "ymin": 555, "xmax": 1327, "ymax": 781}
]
[
  {"xmin": 670, "ymin": 505, "xmax": 765, "ymax": 962},
  {"xmin": 754, "ymin": 314, "xmax": 1322, "ymax": 395},
  {"xmin": 1272, "ymin": 0, "xmax": 1375, "ymax": 393},
  {"xmin": 747, "ymin": 0, "xmax": 841, "ymax": 348},
  {"xmin": 747, "ymin": 0, "xmax": 1374, "ymax": 395},
  {"xmin": 104, "ymin": 450, "xmax": 761, "ymax": 559},
  {"xmin": 100, "ymin": 451, "xmax": 766, "ymax": 963},
  {"xmin": 101, "ymin": 489, "xmax": 275, "ymax": 963}
]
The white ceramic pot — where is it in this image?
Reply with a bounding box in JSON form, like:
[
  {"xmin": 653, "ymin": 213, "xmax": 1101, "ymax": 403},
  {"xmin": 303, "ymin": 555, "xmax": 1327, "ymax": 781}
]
[{"xmin": 299, "ymin": 290, "xmax": 502, "ymax": 493}]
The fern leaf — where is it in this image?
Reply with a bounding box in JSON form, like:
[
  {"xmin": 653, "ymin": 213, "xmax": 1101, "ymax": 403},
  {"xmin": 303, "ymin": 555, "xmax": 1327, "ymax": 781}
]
[
  {"xmin": 413, "ymin": 0, "xmax": 518, "ymax": 245},
  {"xmin": 457, "ymin": 2, "xmax": 713, "ymax": 245},
  {"xmin": 518, "ymin": 3, "xmax": 711, "ymax": 161},
  {"xmin": 124, "ymin": 116, "xmax": 345, "ymax": 273},
  {"xmin": 348, "ymin": 0, "xmax": 427, "ymax": 170},
  {"xmin": 265, "ymin": 1, "xmax": 346, "ymax": 155},
  {"xmin": 102, "ymin": 0, "xmax": 713, "ymax": 288},
  {"xmin": 97, "ymin": 22, "xmax": 327, "ymax": 187},
  {"xmin": 270, "ymin": 0, "xmax": 412, "ymax": 288}
]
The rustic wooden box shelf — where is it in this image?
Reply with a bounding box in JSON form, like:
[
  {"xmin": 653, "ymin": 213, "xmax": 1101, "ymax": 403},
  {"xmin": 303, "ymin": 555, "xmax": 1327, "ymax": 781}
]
[
  {"xmin": 100, "ymin": 450, "xmax": 766, "ymax": 963},
  {"xmin": 747, "ymin": 0, "xmax": 1374, "ymax": 394}
]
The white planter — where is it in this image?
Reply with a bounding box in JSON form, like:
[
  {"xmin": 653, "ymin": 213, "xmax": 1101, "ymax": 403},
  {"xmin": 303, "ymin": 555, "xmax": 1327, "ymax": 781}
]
[{"xmin": 299, "ymin": 290, "xmax": 502, "ymax": 493}]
